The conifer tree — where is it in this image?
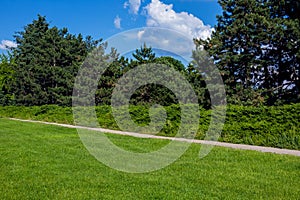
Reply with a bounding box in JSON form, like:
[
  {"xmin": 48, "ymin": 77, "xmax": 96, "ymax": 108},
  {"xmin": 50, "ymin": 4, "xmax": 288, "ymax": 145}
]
[{"xmin": 196, "ymin": 0, "xmax": 300, "ymax": 105}]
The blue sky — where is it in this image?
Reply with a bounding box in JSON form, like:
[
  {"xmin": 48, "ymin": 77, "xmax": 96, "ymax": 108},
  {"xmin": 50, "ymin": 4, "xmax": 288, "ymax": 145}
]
[{"xmin": 0, "ymin": 0, "xmax": 222, "ymax": 55}]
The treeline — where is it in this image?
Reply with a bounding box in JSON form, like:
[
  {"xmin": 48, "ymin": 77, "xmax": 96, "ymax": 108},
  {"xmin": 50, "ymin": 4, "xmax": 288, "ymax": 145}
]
[
  {"xmin": 0, "ymin": 0, "xmax": 300, "ymax": 107},
  {"xmin": 0, "ymin": 15, "xmax": 209, "ymax": 107}
]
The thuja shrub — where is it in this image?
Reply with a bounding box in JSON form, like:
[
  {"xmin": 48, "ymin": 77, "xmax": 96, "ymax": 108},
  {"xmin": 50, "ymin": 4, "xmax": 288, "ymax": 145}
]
[{"xmin": 0, "ymin": 104, "xmax": 299, "ymax": 149}]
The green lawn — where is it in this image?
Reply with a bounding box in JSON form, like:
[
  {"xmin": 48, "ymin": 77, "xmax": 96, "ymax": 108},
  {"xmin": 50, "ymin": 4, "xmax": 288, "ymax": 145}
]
[{"xmin": 0, "ymin": 118, "xmax": 299, "ymax": 199}]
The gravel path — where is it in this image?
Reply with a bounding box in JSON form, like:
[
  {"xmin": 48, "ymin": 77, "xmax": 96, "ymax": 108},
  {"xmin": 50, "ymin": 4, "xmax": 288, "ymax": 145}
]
[{"xmin": 9, "ymin": 118, "xmax": 300, "ymax": 157}]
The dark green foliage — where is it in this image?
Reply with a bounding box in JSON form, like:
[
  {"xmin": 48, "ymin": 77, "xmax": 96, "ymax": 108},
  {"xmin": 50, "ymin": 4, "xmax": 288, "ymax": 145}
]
[
  {"xmin": 0, "ymin": 13, "xmax": 298, "ymax": 151},
  {"xmin": 221, "ymin": 104, "xmax": 300, "ymax": 149},
  {"xmin": 12, "ymin": 15, "xmax": 100, "ymax": 106},
  {"xmin": 96, "ymin": 55, "xmax": 127, "ymax": 105},
  {"xmin": 95, "ymin": 44, "xmax": 201, "ymax": 107},
  {"xmin": 0, "ymin": 105, "xmax": 73, "ymax": 124},
  {"xmin": 132, "ymin": 43, "xmax": 156, "ymax": 64},
  {"xmin": 1, "ymin": 104, "xmax": 299, "ymax": 149},
  {"xmin": 197, "ymin": 0, "xmax": 300, "ymax": 105},
  {"xmin": 0, "ymin": 17, "xmax": 208, "ymax": 108},
  {"xmin": 127, "ymin": 45, "xmax": 182, "ymax": 106},
  {"xmin": 0, "ymin": 7, "xmax": 298, "ymax": 108},
  {"xmin": 0, "ymin": 53, "xmax": 15, "ymax": 105}
]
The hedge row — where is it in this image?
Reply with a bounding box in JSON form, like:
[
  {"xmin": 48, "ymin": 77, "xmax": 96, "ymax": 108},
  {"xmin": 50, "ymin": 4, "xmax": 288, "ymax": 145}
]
[{"xmin": 0, "ymin": 104, "xmax": 299, "ymax": 150}]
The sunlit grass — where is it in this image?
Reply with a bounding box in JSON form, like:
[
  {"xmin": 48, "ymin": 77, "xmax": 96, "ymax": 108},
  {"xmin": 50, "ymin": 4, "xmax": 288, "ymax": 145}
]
[{"xmin": 0, "ymin": 118, "xmax": 299, "ymax": 199}]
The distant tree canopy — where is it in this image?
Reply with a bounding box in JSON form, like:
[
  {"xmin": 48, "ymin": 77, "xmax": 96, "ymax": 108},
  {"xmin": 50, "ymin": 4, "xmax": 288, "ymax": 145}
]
[
  {"xmin": 1, "ymin": 0, "xmax": 300, "ymax": 108},
  {"xmin": 96, "ymin": 44, "xmax": 207, "ymax": 107},
  {"xmin": 0, "ymin": 15, "xmax": 208, "ymax": 107},
  {"xmin": 196, "ymin": 0, "xmax": 300, "ymax": 105}
]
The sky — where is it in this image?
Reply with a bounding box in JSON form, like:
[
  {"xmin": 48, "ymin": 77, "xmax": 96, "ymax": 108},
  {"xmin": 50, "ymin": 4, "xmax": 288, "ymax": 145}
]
[{"xmin": 0, "ymin": 0, "xmax": 222, "ymax": 56}]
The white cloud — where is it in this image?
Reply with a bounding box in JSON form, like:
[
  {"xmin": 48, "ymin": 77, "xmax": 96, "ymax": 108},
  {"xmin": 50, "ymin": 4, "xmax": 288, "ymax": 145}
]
[
  {"xmin": 105, "ymin": 28, "xmax": 194, "ymax": 62},
  {"xmin": 144, "ymin": 0, "xmax": 213, "ymax": 40},
  {"xmin": 114, "ymin": 15, "xmax": 122, "ymax": 29},
  {"xmin": 124, "ymin": 0, "xmax": 141, "ymax": 15},
  {"xmin": 135, "ymin": 28, "xmax": 195, "ymax": 59},
  {"xmin": 118, "ymin": 0, "xmax": 214, "ymax": 58},
  {"xmin": 0, "ymin": 40, "xmax": 17, "ymax": 50},
  {"xmin": 137, "ymin": 30, "xmax": 145, "ymax": 40}
]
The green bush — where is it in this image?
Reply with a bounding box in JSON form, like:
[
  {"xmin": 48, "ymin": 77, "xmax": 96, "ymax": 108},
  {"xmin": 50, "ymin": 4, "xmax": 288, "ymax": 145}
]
[
  {"xmin": 0, "ymin": 104, "xmax": 299, "ymax": 150},
  {"xmin": 0, "ymin": 105, "xmax": 73, "ymax": 124},
  {"xmin": 221, "ymin": 104, "xmax": 300, "ymax": 149}
]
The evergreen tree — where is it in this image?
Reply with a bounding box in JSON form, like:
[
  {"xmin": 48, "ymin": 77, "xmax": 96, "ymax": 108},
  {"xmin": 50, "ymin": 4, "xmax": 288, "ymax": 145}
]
[
  {"xmin": 197, "ymin": 0, "xmax": 300, "ymax": 105},
  {"xmin": 132, "ymin": 43, "xmax": 156, "ymax": 65},
  {"xmin": 0, "ymin": 53, "xmax": 15, "ymax": 105},
  {"xmin": 96, "ymin": 54, "xmax": 124, "ymax": 105},
  {"xmin": 12, "ymin": 15, "xmax": 100, "ymax": 105},
  {"xmin": 129, "ymin": 45, "xmax": 186, "ymax": 106}
]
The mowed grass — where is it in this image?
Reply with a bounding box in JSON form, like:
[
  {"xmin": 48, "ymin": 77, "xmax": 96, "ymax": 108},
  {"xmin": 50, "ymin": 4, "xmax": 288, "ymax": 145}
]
[{"xmin": 0, "ymin": 119, "xmax": 299, "ymax": 199}]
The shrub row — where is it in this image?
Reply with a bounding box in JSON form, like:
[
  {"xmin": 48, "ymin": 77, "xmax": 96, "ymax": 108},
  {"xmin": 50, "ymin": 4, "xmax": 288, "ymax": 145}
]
[{"xmin": 0, "ymin": 104, "xmax": 299, "ymax": 150}]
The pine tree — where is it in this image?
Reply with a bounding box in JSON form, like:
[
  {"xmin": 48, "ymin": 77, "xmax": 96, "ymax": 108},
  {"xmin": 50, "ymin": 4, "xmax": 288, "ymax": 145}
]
[
  {"xmin": 197, "ymin": 0, "xmax": 300, "ymax": 105},
  {"xmin": 12, "ymin": 15, "xmax": 100, "ymax": 105}
]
